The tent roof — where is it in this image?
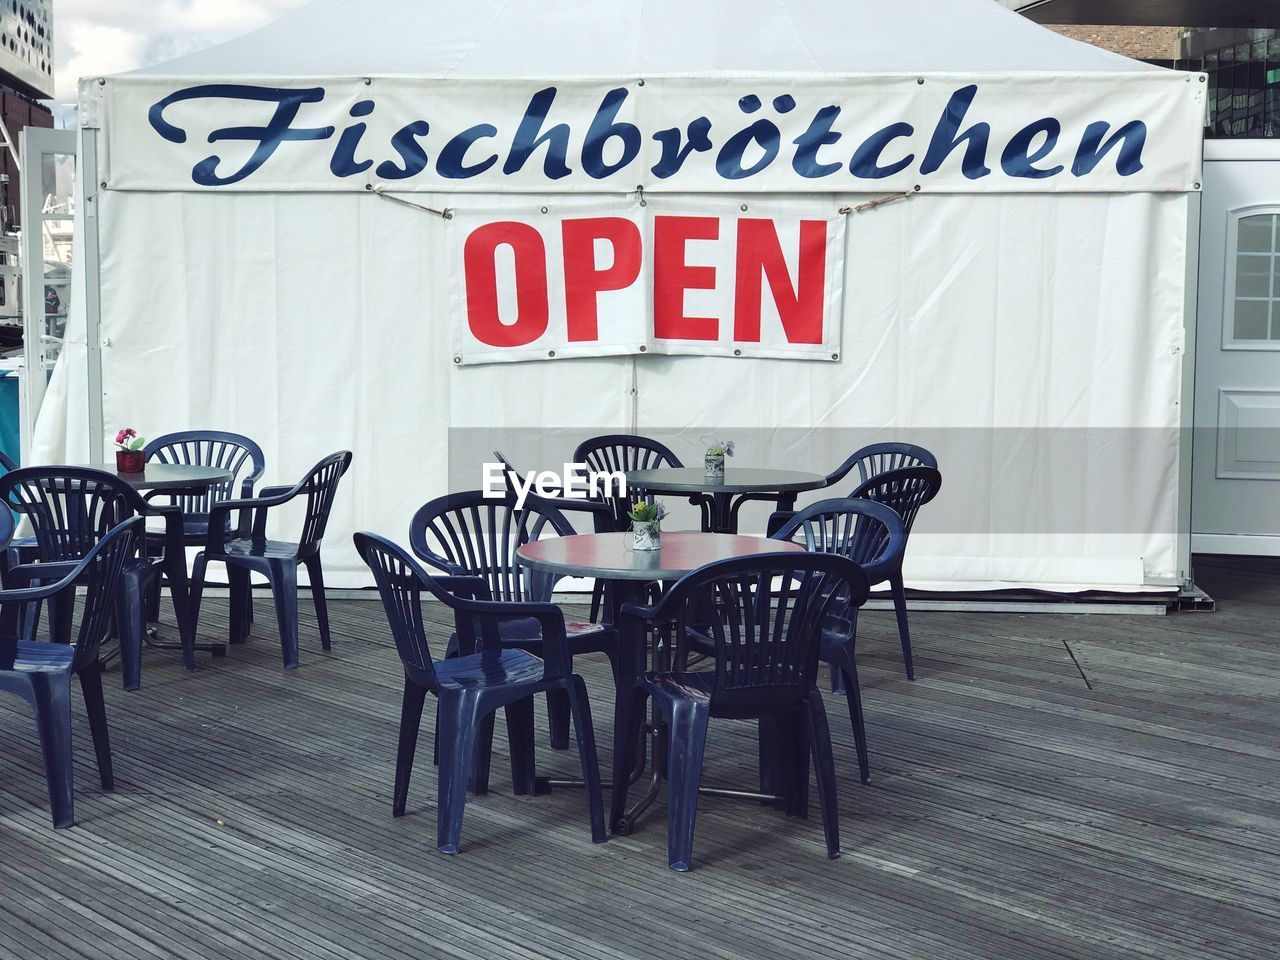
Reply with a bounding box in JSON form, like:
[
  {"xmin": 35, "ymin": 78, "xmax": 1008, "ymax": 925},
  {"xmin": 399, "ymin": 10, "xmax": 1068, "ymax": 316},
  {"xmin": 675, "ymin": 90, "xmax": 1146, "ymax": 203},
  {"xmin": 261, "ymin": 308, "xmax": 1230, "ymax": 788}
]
[{"xmin": 125, "ymin": 0, "xmax": 1157, "ymax": 79}]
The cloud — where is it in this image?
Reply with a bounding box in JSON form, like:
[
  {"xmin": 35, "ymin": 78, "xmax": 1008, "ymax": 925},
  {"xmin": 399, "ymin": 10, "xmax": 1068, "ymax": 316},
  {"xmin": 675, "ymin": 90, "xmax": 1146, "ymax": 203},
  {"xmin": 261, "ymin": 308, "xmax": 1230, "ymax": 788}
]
[{"xmin": 53, "ymin": 0, "xmax": 311, "ymax": 100}]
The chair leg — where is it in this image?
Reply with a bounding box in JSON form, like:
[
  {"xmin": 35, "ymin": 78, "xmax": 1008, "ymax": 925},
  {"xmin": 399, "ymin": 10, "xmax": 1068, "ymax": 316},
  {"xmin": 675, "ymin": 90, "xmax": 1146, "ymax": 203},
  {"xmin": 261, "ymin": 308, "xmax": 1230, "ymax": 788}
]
[
  {"xmin": 609, "ymin": 685, "xmax": 648, "ymax": 832},
  {"xmin": 188, "ymin": 553, "xmax": 208, "ymax": 636},
  {"xmin": 890, "ymin": 572, "xmax": 915, "ymax": 680},
  {"xmin": 505, "ymin": 697, "xmax": 536, "ymax": 796},
  {"xmin": 303, "ymin": 556, "xmax": 331, "ymax": 651},
  {"xmin": 30, "ymin": 672, "xmax": 74, "ymax": 829},
  {"xmin": 588, "ymin": 581, "xmax": 604, "ymax": 624},
  {"xmin": 806, "ymin": 690, "xmax": 841, "ymax": 860},
  {"xmin": 143, "ymin": 565, "xmax": 163, "ymax": 623},
  {"xmin": 780, "ymin": 711, "xmax": 810, "ymax": 819},
  {"xmin": 228, "ymin": 566, "xmax": 251, "ymax": 645},
  {"xmin": 566, "ymin": 675, "xmax": 607, "ymax": 843},
  {"xmin": 393, "ymin": 678, "xmax": 427, "ymax": 817},
  {"xmin": 78, "ymin": 664, "xmax": 114, "ymax": 791},
  {"xmin": 758, "ymin": 715, "xmax": 784, "ymax": 807},
  {"xmin": 665, "ymin": 699, "xmax": 711, "ymax": 872},
  {"xmin": 546, "ymin": 689, "xmax": 571, "ymax": 751},
  {"xmin": 117, "ymin": 577, "xmax": 145, "ymax": 692},
  {"xmin": 837, "ymin": 653, "xmax": 871, "ymax": 785},
  {"xmin": 266, "ymin": 561, "xmax": 300, "ymax": 669},
  {"xmin": 470, "ymin": 710, "xmax": 496, "ymax": 796},
  {"xmin": 436, "ymin": 690, "xmax": 482, "ymax": 855}
]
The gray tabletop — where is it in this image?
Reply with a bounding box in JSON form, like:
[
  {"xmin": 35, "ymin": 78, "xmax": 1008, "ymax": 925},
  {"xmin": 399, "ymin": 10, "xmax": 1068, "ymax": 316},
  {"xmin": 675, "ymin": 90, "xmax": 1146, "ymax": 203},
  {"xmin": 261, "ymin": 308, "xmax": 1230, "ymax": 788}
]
[
  {"xmin": 624, "ymin": 467, "xmax": 827, "ymax": 495},
  {"xmin": 516, "ymin": 531, "xmax": 804, "ymax": 580},
  {"xmin": 71, "ymin": 463, "xmax": 234, "ymax": 492}
]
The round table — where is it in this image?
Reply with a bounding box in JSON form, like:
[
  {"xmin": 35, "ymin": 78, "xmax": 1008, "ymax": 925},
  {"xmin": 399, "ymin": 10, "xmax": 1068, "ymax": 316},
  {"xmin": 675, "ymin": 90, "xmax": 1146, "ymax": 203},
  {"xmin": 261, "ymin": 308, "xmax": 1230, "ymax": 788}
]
[
  {"xmin": 73, "ymin": 463, "xmax": 234, "ymax": 492},
  {"xmin": 517, "ymin": 531, "xmax": 805, "ymax": 830},
  {"xmin": 624, "ymin": 467, "xmax": 827, "ymax": 534},
  {"xmin": 516, "ymin": 530, "xmax": 804, "ymax": 584}
]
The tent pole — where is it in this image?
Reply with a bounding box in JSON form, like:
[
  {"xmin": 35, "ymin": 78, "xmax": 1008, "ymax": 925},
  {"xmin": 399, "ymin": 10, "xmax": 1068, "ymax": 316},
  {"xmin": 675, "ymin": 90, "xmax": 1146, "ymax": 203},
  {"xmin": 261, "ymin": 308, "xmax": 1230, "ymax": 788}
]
[
  {"xmin": 81, "ymin": 128, "xmax": 105, "ymax": 465},
  {"xmin": 1177, "ymin": 189, "xmax": 1202, "ymax": 590}
]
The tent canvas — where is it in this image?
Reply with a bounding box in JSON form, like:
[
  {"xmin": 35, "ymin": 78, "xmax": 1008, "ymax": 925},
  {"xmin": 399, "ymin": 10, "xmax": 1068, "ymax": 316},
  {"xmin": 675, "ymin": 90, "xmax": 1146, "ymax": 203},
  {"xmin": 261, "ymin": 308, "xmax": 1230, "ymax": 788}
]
[{"xmin": 38, "ymin": 0, "xmax": 1205, "ymax": 591}]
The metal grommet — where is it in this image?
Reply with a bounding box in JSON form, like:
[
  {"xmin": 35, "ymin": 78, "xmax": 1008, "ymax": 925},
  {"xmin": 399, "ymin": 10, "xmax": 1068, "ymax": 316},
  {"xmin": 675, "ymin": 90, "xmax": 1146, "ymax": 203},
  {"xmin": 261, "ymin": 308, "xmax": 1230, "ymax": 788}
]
[
  {"xmin": 638, "ymin": 345, "xmax": 648, "ymax": 353},
  {"xmin": 639, "ymin": 200, "xmax": 647, "ymax": 207},
  {"xmin": 363, "ymin": 77, "xmax": 372, "ymax": 86},
  {"xmin": 453, "ymin": 356, "xmax": 462, "ymax": 364},
  {"xmin": 831, "ymin": 353, "xmax": 840, "ymax": 361},
  {"xmin": 733, "ymin": 349, "xmax": 742, "ymax": 357},
  {"xmin": 548, "ymin": 350, "xmax": 557, "ymax": 358},
  {"xmin": 1194, "ymin": 182, "xmax": 1201, "ymax": 190},
  {"xmin": 100, "ymin": 181, "xmax": 107, "ymax": 190},
  {"xmin": 364, "ymin": 183, "xmax": 373, "ymax": 191},
  {"xmin": 540, "ymin": 206, "xmax": 549, "ymax": 214},
  {"xmin": 1199, "ymin": 75, "xmax": 1206, "ymax": 82},
  {"xmin": 740, "ymin": 204, "xmax": 748, "ymax": 212},
  {"xmin": 443, "ymin": 209, "xmax": 454, "ymax": 220},
  {"xmin": 637, "ymin": 79, "xmax": 646, "ymax": 86},
  {"xmin": 916, "ymin": 77, "xmax": 925, "ymax": 85}
]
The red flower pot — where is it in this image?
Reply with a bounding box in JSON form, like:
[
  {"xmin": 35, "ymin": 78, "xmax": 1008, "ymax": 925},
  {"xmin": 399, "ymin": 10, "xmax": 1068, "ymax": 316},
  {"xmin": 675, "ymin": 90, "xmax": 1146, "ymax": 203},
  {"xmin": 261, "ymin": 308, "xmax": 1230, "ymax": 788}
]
[{"xmin": 116, "ymin": 449, "xmax": 145, "ymax": 473}]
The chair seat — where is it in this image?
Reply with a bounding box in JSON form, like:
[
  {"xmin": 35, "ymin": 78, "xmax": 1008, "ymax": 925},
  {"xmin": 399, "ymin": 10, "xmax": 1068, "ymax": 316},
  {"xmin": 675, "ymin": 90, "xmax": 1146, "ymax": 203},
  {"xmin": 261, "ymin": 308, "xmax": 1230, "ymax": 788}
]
[
  {"xmin": 497, "ymin": 616, "xmax": 610, "ymax": 641},
  {"xmin": 219, "ymin": 537, "xmax": 303, "ymax": 560},
  {"xmin": 434, "ymin": 648, "xmax": 546, "ymax": 689},
  {"xmin": 3, "ymin": 639, "xmax": 75, "ymax": 674},
  {"xmin": 146, "ymin": 518, "xmax": 220, "ymax": 546}
]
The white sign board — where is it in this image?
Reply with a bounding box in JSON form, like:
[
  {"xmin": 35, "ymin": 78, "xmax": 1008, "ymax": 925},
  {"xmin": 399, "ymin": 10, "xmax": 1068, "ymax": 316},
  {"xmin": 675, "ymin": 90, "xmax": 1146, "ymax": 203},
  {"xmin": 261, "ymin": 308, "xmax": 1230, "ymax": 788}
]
[
  {"xmin": 447, "ymin": 199, "xmax": 846, "ymax": 364},
  {"xmin": 89, "ymin": 74, "xmax": 1206, "ymax": 194}
]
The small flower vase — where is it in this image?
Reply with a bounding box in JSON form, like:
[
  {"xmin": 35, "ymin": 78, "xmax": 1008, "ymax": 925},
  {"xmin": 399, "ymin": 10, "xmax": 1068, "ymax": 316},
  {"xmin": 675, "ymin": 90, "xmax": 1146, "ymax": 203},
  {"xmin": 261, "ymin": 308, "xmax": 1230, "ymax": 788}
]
[
  {"xmin": 704, "ymin": 451, "xmax": 725, "ymax": 479},
  {"xmin": 632, "ymin": 520, "xmax": 661, "ymax": 551},
  {"xmin": 116, "ymin": 449, "xmax": 144, "ymax": 473}
]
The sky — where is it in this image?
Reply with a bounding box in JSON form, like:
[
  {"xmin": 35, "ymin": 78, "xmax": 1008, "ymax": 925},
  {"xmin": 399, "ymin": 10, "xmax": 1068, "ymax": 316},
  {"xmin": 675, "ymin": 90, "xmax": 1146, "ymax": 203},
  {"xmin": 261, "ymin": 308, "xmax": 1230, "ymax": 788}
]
[{"xmin": 54, "ymin": 0, "xmax": 311, "ymax": 102}]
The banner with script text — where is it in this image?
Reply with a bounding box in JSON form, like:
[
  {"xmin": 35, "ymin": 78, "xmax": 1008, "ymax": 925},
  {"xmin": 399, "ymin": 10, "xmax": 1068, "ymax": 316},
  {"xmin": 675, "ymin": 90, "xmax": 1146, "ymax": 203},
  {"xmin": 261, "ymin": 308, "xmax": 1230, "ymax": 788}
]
[
  {"xmin": 89, "ymin": 73, "xmax": 1204, "ymax": 194},
  {"xmin": 447, "ymin": 199, "xmax": 846, "ymax": 364}
]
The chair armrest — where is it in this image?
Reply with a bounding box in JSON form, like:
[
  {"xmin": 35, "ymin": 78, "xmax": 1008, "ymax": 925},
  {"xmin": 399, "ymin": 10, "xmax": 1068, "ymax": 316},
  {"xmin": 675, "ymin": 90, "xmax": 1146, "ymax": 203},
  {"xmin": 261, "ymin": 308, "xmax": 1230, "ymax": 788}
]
[
  {"xmin": 448, "ymin": 595, "xmax": 573, "ymax": 679},
  {"xmin": 4, "ymin": 560, "xmax": 79, "ymax": 587},
  {"xmin": 205, "ymin": 486, "xmax": 303, "ymax": 549},
  {"xmin": 431, "ymin": 575, "xmax": 493, "ymax": 602}
]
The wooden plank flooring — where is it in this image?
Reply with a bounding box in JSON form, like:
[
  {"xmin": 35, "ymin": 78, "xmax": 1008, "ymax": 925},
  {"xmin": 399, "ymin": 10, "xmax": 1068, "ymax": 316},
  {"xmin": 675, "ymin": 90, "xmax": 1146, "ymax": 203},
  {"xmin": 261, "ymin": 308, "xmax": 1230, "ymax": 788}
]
[{"xmin": 0, "ymin": 555, "xmax": 1276, "ymax": 959}]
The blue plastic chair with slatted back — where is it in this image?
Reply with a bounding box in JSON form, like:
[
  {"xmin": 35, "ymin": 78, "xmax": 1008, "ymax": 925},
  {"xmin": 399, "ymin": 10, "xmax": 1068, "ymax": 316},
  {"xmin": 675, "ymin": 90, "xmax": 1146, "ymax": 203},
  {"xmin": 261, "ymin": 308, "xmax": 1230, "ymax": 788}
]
[
  {"xmin": 611, "ymin": 552, "xmax": 868, "ymax": 871},
  {"xmin": 769, "ymin": 499, "xmax": 905, "ymax": 784},
  {"xmin": 572, "ymin": 434, "xmax": 706, "ymax": 619},
  {"xmin": 0, "ymin": 466, "xmax": 196, "ymax": 689},
  {"xmin": 0, "ymin": 516, "xmax": 142, "ymax": 827},
  {"xmin": 410, "ymin": 489, "xmax": 618, "ymax": 752},
  {"xmin": 355, "ymin": 531, "xmax": 606, "ymax": 854},
  {"xmin": 189, "ymin": 451, "xmax": 352, "ymax": 669},
  {"xmin": 765, "ymin": 443, "xmax": 938, "ymax": 536},
  {"xmin": 846, "ymin": 466, "xmax": 942, "ymax": 681},
  {"xmin": 142, "ymin": 431, "xmax": 266, "ymax": 628}
]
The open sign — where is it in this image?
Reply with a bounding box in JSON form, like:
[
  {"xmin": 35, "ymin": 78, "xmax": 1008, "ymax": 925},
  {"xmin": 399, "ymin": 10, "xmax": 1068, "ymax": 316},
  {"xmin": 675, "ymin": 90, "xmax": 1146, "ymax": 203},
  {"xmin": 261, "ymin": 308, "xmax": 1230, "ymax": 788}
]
[{"xmin": 448, "ymin": 203, "xmax": 845, "ymax": 364}]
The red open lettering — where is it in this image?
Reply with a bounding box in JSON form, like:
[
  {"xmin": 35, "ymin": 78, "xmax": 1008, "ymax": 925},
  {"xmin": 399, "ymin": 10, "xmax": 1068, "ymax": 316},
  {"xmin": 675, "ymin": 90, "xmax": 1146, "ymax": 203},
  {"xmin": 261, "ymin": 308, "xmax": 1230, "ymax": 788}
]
[
  {"xmin": 733, "ymin": 219, "xmax": 827, "ymax": 344},
  {"xmin": 653, "ymin": 215, "xmax": 719, "ymax": 341},
  {"xmin": 562, "ymin": 217, "xmax": 643, "ymax": 342},
  {"xmin": 464, "ymin": 221, "xmax": 549, "ymax": 347}
]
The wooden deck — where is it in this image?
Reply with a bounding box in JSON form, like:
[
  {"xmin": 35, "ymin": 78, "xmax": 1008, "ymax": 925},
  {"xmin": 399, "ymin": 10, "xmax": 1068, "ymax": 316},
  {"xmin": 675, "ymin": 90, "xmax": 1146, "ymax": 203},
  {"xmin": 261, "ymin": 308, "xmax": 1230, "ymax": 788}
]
[{"xmin": 0, "ymin": 556, "xmax": 1276, "ymax": 960}]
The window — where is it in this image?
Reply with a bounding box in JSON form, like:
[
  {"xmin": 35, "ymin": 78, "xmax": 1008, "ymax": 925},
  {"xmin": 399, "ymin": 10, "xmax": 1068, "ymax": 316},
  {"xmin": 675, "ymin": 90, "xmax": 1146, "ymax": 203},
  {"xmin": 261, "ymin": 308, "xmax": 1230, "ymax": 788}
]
[{"xmin": 1230, "ymin": 212, "xmax": 1280, "ymax": 344}]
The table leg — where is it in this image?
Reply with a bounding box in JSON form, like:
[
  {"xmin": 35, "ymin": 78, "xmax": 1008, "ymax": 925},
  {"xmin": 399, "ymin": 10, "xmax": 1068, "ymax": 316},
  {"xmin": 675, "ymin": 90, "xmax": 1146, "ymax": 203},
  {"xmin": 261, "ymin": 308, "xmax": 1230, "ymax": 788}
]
[{"xmin": 143, "ymin": 512, "xmax": 226, "ymax": 668}]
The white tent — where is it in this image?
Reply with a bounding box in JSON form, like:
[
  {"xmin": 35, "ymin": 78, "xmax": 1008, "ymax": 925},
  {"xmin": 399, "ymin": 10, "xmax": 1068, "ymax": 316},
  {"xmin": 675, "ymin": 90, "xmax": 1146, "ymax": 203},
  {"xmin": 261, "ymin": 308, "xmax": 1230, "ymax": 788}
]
[{"xmin": 39, "ymin": 0, "xmax": 1205, "ymax": 591}]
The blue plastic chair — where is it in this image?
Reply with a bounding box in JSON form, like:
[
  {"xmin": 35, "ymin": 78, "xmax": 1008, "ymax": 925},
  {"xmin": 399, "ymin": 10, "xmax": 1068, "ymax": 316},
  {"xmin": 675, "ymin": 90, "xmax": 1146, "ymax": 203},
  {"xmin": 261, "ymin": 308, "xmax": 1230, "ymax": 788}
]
[
  {"xmin": 0, "ymin": 466, "xmax": 197, "ymax": 688},
  {"xmin": 190, "ymin": 451, "xmax": 352, "ymax": 669},
  {"xmin": 409, "ymin": 490, "xmax": 618, "ymax": 751},
  {"xmin": 143, "ymin": 431, "xmax": 266, "ymax": 627},
  {"xmin": 766, "ymin": 442, "xmax": 938, "ymax": 536},
  {"xmin": 610, "ymin": 552, "xmax": 869, "ymax": 871},
  {"xmin": 572, "ymin": 434, "xmax": 713, "ymax": 615},
  {"xmin": 771, "ymin": 499, "xmax": 905, "ymax": 783},
  {"xmin": 847, "ymin": 466, "xmax": 942, "ymax": 680},
  {"xmin": 354, "ymin": 531, "xmax": 606, "ymax": 854},
  {"xmin": 0, "ymin": 516, "xmax": 142, "ymax": 828}
]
